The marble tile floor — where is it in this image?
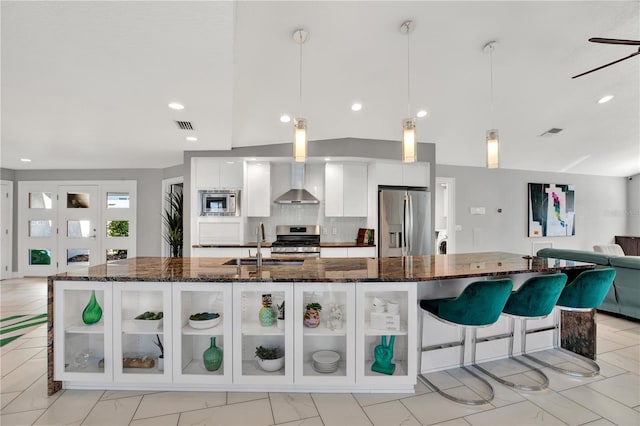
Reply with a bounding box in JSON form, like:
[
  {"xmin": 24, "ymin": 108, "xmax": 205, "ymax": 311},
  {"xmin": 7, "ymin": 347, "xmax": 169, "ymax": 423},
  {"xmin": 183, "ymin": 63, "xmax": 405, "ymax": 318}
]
[{"xmin": 1, "ymin": 277, "xmax": 639, "ymax": 426}]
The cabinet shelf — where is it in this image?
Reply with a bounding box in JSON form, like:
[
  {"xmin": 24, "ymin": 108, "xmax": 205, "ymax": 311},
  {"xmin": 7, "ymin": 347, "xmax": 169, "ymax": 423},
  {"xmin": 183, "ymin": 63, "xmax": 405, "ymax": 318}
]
[
  {"xmin": 241, "ymin": 360, "xmax": 286, "ymax": 376},
  {"xmin": 181, "ymin": 323, "xmax": 225, "ymax": 336},
  {"xmin": 302, "ymin": 325, "xmax": 347, "ymax": 337},
  {"xmin": 121, "ymin": 320, "xmax": 164, "ymax": 335},
  {"xmin": 63, "ymin": 357, "xmax": 104, "ymax": 374},
  {"xmin": 364, "ymin": 320, "xmax": 407, "ymax": 336},
  {"xmin": 181, "ymin": 359, "xmax": 224, "ymax": 376},
  {"xmin": 302, "ymin": 361, "xmax": 347, "ymax": 377},
  {"xmin": 242, "ymin": 321, "xmax": 283, "ymax": 336},
  {"xmin": 363, "ymin": 359, "xmax": 408, "ymax": 377},
  {"xmin": 65, "ymin": 323, "xmax": 104, "ymax": 334},
  {"xmin": 122, "ymin": 367, "xmax": 163, "ymax": 375}
]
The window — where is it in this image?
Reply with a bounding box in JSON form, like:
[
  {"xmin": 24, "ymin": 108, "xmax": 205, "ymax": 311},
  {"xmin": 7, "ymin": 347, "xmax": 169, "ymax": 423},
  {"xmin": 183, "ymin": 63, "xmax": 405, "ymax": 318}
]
[
  {"xmin": 67, "ymin": 220, "xmax": 92, "ymax": 238},
  {"xmin": 107, "ymin": 192, "xmax": 130, "ymax": 209},
  {"xmin": 67, "ymin": 192, "xmax": 90, "ymax": 208},
  {"xmin": 29, "ymin": 249, "xmax": 51, "ymax": 265},
  {"xmin": 29, "ymin": 220, "xmax": 53, "ymax": 237},
  {"xmin": 29, "ymin": 192, "xmax": 52, "ymax": 209},
  {"xmin": 106, "ymin": 220, "xmax": 129, "ymax": 237}
]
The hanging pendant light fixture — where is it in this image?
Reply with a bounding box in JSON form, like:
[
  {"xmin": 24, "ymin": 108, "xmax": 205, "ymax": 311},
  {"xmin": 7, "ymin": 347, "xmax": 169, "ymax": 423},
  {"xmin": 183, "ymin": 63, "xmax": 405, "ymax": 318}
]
[
  {"xmin": 484, "ymin": 40, "xmax": 499, "ymax": 169},
  {"xmin": 400, "ymin": 20, "xmax": 417, "ymax": 163},
  {"xmin": 293, "ymin": 28, "xmax": 309, "ymax": 163}
]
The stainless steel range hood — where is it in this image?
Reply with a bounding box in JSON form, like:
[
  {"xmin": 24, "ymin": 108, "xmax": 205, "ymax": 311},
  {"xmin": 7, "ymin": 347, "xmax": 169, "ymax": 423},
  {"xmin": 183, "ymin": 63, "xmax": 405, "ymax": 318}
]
[{"xmin": 274, "ymin": 163, "xmax": 319, "ymax": 204}]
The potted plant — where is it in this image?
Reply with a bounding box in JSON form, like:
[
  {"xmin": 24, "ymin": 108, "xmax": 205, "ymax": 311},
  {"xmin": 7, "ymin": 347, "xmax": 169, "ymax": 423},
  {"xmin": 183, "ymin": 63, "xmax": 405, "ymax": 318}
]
[
  {"xmin": 276, "ymin": 301, "xmax": 285, "ymax": 329},
  {"xmin": 163, "ymin": 190, "xmax": 183, "ymax": 257},
  {"xmin": 255, "ymin": 345, "xmax": 284, "ymax": 372},
  {"xmin": 304, "ymin": 302, "xmax": 322, "ymax": 328},
  {"xmin": 153, "ymin": 334, "xmax": 164, "ymax": 371}
]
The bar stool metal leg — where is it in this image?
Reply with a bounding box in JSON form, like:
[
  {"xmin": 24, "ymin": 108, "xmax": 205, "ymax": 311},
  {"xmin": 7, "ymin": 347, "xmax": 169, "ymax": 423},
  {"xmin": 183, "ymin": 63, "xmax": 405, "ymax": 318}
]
[
  {"xmin": 417, "ymin": 323, "xmax": 495, "ymax": 406},
  {"xmin": 522, "ymin": 308, "xmax": 600, "ymax": 377},
  {"xmin": 472, "ymin": 317, "xmax": 550, "ymax": 391}
]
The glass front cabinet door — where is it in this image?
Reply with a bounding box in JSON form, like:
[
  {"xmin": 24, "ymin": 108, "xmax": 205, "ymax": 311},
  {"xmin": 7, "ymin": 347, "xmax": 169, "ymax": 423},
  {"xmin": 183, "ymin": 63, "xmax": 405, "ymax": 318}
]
[
  {"xmin": 172, "ymin": 282, "xmax": 232, "ymax": 384},
  {"xmin": 113, "ymin": 282, "xmax": 172, "ymax": 383},
  {"xmin": 54, "ymin": 281, "xmax": 113, "ymax": 383},
  {"xmin": 356, "ymin": 282, "xmax": 417, "ymax": 387},
  {"xmin": 232, "ymin": 282, "xmax": 294, "ymax": 385},
  {"xmin": 294, "ymin": 282, "xmax": 355, "ymax": 386}
]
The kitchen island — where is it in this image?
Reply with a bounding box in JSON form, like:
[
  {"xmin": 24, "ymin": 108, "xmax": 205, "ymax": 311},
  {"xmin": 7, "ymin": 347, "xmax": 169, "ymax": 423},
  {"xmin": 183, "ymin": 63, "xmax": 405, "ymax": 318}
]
[{"xmin": 48, "ymin": 252, "xmax": 595, "ymax": 395}]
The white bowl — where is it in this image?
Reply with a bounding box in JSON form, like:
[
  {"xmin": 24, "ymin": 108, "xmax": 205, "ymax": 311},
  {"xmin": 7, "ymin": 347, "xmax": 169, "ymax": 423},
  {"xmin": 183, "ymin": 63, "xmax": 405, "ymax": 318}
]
[
  {"xmin": 188, "ymin": 315, "xmax": 221, "ymax": 329},
  {"xmin": 256, "ymin": 356, "xmax": 284, "ymax": 372},
  {"xmin": 132, "ymin": 318, "xmax": 162, "ymax": 332}
]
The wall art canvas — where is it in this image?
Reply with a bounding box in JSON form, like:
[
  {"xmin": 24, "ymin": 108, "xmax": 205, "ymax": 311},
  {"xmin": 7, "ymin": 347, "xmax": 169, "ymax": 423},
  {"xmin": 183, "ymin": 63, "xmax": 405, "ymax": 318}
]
[{"xmin": 528, "ymin": 183, "xmax": 575, "ymax": 237}]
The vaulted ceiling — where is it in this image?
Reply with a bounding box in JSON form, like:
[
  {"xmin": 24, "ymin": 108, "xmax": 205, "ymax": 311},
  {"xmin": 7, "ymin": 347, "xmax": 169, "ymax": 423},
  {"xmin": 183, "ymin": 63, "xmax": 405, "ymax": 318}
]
[{"xmin": 2, "ymin": 1, "xmax": 639, "ymax": 177}]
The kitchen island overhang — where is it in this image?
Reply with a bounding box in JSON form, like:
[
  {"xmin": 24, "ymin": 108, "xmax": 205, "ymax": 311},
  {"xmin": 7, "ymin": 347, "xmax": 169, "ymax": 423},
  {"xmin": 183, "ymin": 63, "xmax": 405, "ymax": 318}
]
[{"xmin": 47, "ymin": 252, "xmax": 596, "ymax": 395}]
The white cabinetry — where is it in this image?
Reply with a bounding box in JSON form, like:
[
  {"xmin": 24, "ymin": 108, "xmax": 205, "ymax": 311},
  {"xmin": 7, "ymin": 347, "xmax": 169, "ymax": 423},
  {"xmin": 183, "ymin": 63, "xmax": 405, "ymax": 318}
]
[
  {"xmin": 325, "ymin": 163, "xmax": 368, "ymax": 217},
  {"xmin": 320, "ymin": 247, "xmax": 376, "ymax": 258},
  {"xmin": 294, "ymin": 283, "xmax": 355, "ymax": 386},
  {"xmin": 172, "ymin": 282, "xmax": 232, "ymax": 384},
  {"xmin": 232, "ymin": 283, "xmax": 294, "ymax": 385},
  {"xmin": 356, "ymin": 282, "xmax": 417, "ymax": 387},
  {"xmin": 54, "ymin": 281, "xmax": 113, "ymax": 383},
  {"xmin": 246, "ymin": 163, "xmax": 271, "ymax": 217},
  {"xmin": 113, "ymin": 282, "xmax": 172, "ymax": 383},
  {"xmin": 193, "ymin": 158, "xmax": 243, "ymax": 189},
  {"xmin": 377, "ymin": 162, "xmax": 429, "ymax": 187}
]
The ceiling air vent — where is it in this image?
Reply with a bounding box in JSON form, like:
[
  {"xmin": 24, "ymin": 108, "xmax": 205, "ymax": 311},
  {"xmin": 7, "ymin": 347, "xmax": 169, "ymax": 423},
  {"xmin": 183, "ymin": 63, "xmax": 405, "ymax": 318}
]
[
  {"xmin": 539, "ymin": 128, "xmax": 563, "ymax": 137},
  {"xmin": 174, "ymin": 121, "xmax": 194, "ymax": 130}
]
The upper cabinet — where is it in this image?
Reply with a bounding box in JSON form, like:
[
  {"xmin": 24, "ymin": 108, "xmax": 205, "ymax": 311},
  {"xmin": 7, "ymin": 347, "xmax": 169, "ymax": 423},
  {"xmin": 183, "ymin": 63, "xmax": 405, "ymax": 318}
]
[
  {"xmin": 325, "ymin": 163, "xmax": 368, "ymax": 217},
  {"xmin": 246, "ymin": 162, "xmax": 271, "ymax": 217},
  {"xmin": 193, "ymin": 158, "xmax": 243, "ymax": 189},
  {"xmin": 377, "ymin": 162, "xmax": 429, "ymax": 188}
]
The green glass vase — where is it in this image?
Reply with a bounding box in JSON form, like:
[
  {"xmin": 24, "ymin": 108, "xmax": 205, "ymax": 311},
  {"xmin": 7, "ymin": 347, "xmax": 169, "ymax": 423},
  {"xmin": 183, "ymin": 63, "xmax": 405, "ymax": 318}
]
[
  {"xmin": 203, "ymin": 337, "xmax": 223, "ymax": 371},
  {"xmin": 82, "ymin": 290, "xmax": 103, "ymax": 325}
]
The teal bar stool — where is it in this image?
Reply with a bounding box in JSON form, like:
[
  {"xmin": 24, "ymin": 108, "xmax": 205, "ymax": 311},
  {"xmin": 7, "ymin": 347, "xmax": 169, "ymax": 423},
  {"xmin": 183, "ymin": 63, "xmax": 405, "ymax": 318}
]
[
  {"xmin": 474, "ymin": 273, "xmax": 567, "ymax": 391},
  {"xmin": 523, "ymin": 268, "xmax": 616, "ymax": 377},
  {"xmin": 417, "ymin": 278, "xmax": 513, "ymax": 405}
]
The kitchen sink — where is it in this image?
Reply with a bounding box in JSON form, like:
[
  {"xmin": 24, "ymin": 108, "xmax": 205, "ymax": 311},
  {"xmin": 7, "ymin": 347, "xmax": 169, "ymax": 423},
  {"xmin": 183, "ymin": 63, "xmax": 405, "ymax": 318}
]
[{"xmin": 223, "ymin": 258, "xmax": 305, "ymax": 266}]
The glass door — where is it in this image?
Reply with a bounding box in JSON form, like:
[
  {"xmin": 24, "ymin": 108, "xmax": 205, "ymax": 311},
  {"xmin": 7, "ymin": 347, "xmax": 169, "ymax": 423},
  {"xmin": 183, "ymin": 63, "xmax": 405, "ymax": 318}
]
[
  {"xmin": 57, "ymin": 185, "xmax": 99, "ymax": 272},
  {"xmin": 294, "ymin": 282, "xmax": 355, "ymax": 386}
]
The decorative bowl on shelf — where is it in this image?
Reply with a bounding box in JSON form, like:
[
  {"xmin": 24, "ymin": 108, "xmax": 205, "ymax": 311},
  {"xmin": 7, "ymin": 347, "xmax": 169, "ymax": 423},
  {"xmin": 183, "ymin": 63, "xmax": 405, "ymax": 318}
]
[
  {"xmin": 256, "ymin": 356, "xmax": 284, "ymax": 372},
  {"xmin": 132, "ymin": 311, "xmax": 163, "ymax": 331},
  {"xmin": 188, "ymin": 312, "xmax": 221, "ymax": 329}
]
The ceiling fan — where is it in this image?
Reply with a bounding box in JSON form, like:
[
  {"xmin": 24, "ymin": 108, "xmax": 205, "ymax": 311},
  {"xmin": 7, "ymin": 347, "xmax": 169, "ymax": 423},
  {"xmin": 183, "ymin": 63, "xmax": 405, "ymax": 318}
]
[{"xmin": 572, "ymin": 37, "xmax": 640, "ymax": 79}]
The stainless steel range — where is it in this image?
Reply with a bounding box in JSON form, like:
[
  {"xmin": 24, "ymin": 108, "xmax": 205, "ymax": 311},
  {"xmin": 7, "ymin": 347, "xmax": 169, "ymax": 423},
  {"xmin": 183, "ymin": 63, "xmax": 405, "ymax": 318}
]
[{"xmin": 271, "ymin": 225, "xmax": 321, "ymax": 258}]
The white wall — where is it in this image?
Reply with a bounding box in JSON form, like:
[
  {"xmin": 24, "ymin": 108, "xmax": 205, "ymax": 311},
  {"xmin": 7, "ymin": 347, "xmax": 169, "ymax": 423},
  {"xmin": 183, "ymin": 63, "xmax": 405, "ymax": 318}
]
[
  {"xmin": 628, "ymin": 173, "xmax": 640, "ymax": 235},
  {"xmin": 436, "ymin": 165, "xmax": 627, "ymax": 254}
]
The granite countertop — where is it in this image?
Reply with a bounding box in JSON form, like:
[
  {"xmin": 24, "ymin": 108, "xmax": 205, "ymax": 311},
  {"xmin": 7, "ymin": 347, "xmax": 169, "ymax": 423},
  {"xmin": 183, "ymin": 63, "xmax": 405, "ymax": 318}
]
[
  {"xmin": 192, "ymin": 242, "xmax": 374, "ymax": 248},
  {"xmin": 50, "ymin": 252, "xmax": 594, "ymax": 283}
]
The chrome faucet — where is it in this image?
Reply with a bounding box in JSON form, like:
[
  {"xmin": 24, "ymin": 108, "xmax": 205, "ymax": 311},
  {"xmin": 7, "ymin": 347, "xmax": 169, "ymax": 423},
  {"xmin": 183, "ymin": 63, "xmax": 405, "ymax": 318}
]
[{"xmin": 256, "ymin": 222, "xmax": 263, "ymax": 268}]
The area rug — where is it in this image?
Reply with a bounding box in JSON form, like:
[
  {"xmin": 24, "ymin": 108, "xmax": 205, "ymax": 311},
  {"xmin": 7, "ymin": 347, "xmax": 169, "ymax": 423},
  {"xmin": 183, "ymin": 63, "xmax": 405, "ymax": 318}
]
[{"xmin": 0, "ymin": 313, "xmax": 47, "ymax": 347}]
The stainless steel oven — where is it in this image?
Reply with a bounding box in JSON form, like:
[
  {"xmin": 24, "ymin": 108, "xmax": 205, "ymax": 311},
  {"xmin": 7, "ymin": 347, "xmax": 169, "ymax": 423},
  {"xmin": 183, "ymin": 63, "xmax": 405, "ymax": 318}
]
[
  {"xmin": 271, "ymin": 225, "xmax": 321, "ymax": 258},
  {"xmin": 198, "ymin": 190, "xmax": 240, "ymax": 216}
]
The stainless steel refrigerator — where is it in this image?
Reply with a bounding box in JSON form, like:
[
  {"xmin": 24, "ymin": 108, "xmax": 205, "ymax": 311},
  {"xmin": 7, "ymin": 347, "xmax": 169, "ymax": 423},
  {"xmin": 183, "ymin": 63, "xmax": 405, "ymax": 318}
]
[{"xmin": 378, "ymin": 186, "xmax": 431, "ymax": 257}]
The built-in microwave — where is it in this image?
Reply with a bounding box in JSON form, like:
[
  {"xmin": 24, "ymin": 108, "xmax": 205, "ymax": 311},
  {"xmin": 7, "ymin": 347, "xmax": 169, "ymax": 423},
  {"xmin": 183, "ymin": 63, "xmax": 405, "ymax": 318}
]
[{"xmin": 199, "ymin": 190, "xmax": 240, "ymax": 216}]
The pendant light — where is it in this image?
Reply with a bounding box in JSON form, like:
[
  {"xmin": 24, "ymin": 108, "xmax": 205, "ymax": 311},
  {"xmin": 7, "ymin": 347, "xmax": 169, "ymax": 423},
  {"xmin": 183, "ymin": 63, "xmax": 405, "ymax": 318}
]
[
  {"xmin": 293, "ymin": 28, "xmax": 309, "ymax": 163},
  {"xmin": 484, "ymin": 40, "xmax": 499, "ymax": 169},
  {"xmin": 400, "ymin": 20, "xmax": 417, "ymax": 163}
]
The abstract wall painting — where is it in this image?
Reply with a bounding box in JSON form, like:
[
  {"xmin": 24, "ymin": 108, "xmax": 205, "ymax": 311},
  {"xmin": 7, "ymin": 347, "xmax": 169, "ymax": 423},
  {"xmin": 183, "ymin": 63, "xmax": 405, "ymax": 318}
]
[{"xmin": 528, "ymin": 183, "xmax": 575, "ymax": 237}]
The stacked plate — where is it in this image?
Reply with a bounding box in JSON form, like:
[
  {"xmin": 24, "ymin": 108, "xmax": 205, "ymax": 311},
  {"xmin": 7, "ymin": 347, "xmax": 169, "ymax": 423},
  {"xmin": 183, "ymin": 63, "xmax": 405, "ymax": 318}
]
[{"xmin": 312, "ymin": 350, "xmax": 340, "ymax": 374}]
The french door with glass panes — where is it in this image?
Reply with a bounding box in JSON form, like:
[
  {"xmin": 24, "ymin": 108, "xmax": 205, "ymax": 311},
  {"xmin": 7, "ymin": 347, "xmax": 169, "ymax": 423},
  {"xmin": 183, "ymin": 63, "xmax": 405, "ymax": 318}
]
[
  {"xmin": 58, "ymin": 185, "xmax": 100, "ymax": 272},
  {"xmin": 18, "ymin": 181, "xmax": 136, "ymax": 276}
]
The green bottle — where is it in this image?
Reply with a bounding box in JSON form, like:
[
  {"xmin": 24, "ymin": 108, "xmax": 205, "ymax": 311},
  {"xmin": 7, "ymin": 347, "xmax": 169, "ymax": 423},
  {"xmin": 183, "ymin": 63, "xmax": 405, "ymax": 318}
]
[
  {"xmin": 203, "ymin": 336, "xmax": 223, "ymax": 371},
  {"xmin": 82, "ymin": 290, "xmax": 103, "ymax": 325}
]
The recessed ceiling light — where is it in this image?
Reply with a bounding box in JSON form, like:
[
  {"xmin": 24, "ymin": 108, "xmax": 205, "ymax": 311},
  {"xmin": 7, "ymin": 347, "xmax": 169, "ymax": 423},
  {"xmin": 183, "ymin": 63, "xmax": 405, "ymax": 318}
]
[
  {"xmin": 168, "ymin": 102, "xmax": 185, "ymax": 110},
  {"xmin": 20, "ymin": 158, "xmax": 32, "ymax": 162},
  {"xmin": 351, "ymin": 103, "xmax": 363, "ymax": 112},
  {"xmin": 325, "ymin": 157, "xmax": 331, "ymax": 161},
  {"xmin": 248, "ymin": 158, "xmax": 257, "ymax": 161},
  {"xmin": 416, "ymin": 110, "xmax": 428, "ymax": 118},
  {"xmin": 280, "ymin": 115, "xmax": 291, "ymax": 123},
  {"xmin": 597, "ymin": 95, "xmax": 614, "ymax": 104},
  {"xmin": 185, "ymin": 136, "xmax": 198, "ymax": 141}
]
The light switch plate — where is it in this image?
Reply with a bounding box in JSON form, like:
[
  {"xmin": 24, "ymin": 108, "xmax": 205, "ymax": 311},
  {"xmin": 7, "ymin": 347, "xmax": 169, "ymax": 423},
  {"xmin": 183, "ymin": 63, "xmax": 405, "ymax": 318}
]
[{"xmin": 470, "ymin": 207, "xmax": 486, "ymax": 215}]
